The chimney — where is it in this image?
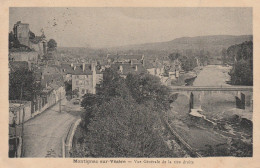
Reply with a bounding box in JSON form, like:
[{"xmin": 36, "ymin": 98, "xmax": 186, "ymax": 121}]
[
  {"xmin": 135, "ymin": 65, "xmax": 138, "ymax": 71},
  {"xmin": 28, "ymin": 62, "xmax": 31, "ymax": 71},
  {"xmin": 43, "ymin": 41, "xmax": 47, "ymax": 55},
  {"xmin": 73, "ymin": 66, "xmax": 76, "ymax": 71},
  {"xmin": 91, "ymin": 61, "xmax": 96, "ymax": 72},
  {"xmin": 142, "ymin": 54, "xmax": 145, "ymax": 66},
  {"xmin": 82, "ymin": 63, "xmax": 85, "ymax": 72},
  {"xmin": 119, "ymin": 65, "xmax": 123, "ymax": 73},
  {"xmin": 71, "ymin": 63, "xmax": 73, "ymax": 67},
  {"xmin": 130, "ymin": 60, "xmax": 133, "ymax": 65}
]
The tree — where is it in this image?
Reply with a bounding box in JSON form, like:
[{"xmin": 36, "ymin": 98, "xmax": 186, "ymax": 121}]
[
  {"xmin": 75, "ymin": 68, "xmax": 174, "ymax": 157},
  {"xmin": 221, "ymin": 48, "xmax": 227, "ymax": 64},
  {"xmin": 227, "ymin": 41, "xmax": 253, "ymax": 85},
  {"xmin": 9, "ymin": 31, "xmax": 21, "ymax": 49},
  {"xmin": 168, "ymin": 53, "xmax": 180, "ymax": 62},
  {"xmin": 29, "ymin": 31, "xmax": 35, "ymax": 39},
  {"xmin": 198, "ymin": 50, "xmax": 209, "ymax": 66},
  {"xmin": 80, "ymin": 93, "xmax": 102, "ymax": 132},
  {"xmin": 75, "ymin": 97, "xmax": 174, "ymax": 157},
  {"xmin": 125, "ymin": 73, "xmax": 171, "ymax": 111},
  {"xmin": 9, "ymin": 32, "xmax": 15, "ymax": 49},
  {"xmin": 72, "ymin": 89, "xmax": 79, "ymax": 97},
  {"xmin": 179, "ymin": 55, "xmax": 197, "ymax": 71},
  {"xmin": 229, "ymin": 60, "xmax": 253, "ymax": 85},
  {"xmin": 95, "ymin": 68, "xmax": 130, "ymax": 100},
  {"xmin": 80, "ymin": 68, "xmax": 130, "ymax": 132},
  {"xmin": 64, "ymin": 80, "xmax": 72, "ymax": 99},
  {"xmin": 9, "ymin": 69, "xmax": 42, "ymax": 101},
  {"xmin": 47, "ymin": 39, "xmax": 57, "ymax": 51}
]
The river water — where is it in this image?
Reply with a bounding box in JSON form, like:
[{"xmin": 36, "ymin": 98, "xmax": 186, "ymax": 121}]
[
  {"xmin": 169, "ymin": 65, "xmax": 252, "ymax": 157},
  {"xmin": 193, "ymin": 65, "xmax": 232, "ymax": 86}
]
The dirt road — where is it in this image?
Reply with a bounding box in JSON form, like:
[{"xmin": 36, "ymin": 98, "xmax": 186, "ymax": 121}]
[{"xmin": 23, "ymin": 99, "xmax": 82, "ymax": 157}]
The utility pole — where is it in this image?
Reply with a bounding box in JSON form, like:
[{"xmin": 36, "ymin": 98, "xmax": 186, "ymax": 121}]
[
  {"xmin": 59, "ymin": 91, "xmax": 61, "ymax": 113},
  {"xmin": 21, "ymin": 107, "xmax": 25, "ymax": 157},
  {"xmin": 14, "ymin": 119, "xmax": 18, "ymax": 158},
  {"xmin": 19, "ymin": 82, "xmax": 24, "ymax": 157}
]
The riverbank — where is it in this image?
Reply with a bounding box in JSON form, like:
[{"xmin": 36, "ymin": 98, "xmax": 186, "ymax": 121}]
[{"xmin": 169, "ymin": 65, "xmax": 252, "ymax": 157}]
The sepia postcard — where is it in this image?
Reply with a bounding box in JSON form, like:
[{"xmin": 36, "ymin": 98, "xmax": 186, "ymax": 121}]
[{"xmin": 0, "ymin": 0, "xmax": 259, "ymax": 168}]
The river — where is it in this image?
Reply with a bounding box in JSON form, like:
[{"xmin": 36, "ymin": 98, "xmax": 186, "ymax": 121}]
[
  {"xmin": 169, "ymin": 65, "xmax": 252, "ymax": 157},
  {"xmin": 193, "ymin": 65, "xmax": 231, "ymax": 86}
]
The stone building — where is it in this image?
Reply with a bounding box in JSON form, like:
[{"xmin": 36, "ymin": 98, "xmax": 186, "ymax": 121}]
[
  {"xmin": 13, "ymin": 21, "xmax": 30, "ymax": 47},
  {"xmin": 111, "ymin": 63, "xmax": 147, "ymax": 78},
  {"xmin": 69, "ymin": 62, "xmax": 103, "ymax": 97},
  {"xmin": 107, "ymin": 54, "xmax": 145, "ymax": 65},
  {"xmin": 9, "ymin": 100, "xmax": 32, "ymax": 125}
]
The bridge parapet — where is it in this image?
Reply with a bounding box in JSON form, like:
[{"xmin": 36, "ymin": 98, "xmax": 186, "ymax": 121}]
[
  {"xmin": 170, "ymin": 86, "xmax": 253, "ymax": 112},
  {"xmin": 170, "ymin": 86, "xmax": 253, "ymax": 92}
]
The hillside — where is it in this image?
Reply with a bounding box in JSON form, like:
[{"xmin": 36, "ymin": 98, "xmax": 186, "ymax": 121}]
[
  {"xmin": 58, "ymin": 35, "xmax": 253, "ymax": 60},
  {"xmin": 110, "ymin": 35, "xmax": 252, "ymax": 52}
]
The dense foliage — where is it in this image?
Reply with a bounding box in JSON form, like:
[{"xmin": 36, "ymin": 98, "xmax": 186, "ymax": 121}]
[
  {"xmin": 47, "ymin": 39, "xmax": 57, "ymax": 51},
  {"xmin": 168, "ymin": 52, "xmax": 203, "ymax": 71},
  {"xmin": 8, "ymin": 31, "xmax": 32, "ymax": 51},
  {"xmin": 227, "ymin": 41, "xmax": 253, "ymax": 85},
  {"xmin": 72, "ymin": 68, "xmax": 174, "ymax": 157},
  {"xmin": 9, "ymin": 69, "xmax": 42, "ymax": 101}
]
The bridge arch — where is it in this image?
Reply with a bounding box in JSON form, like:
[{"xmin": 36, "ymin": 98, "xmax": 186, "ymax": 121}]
[{"xmin": 170, "ymin": 92, "xmax": 191, "ymax": 99}]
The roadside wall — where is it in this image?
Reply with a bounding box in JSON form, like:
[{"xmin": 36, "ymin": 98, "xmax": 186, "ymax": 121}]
[
  {"xmin": 9, "ymin": 51, "xmax": 38, "ymax": 63},
  {"xmin": 9, "ymin": 100, "xmax": 31, "ymax": 125}
]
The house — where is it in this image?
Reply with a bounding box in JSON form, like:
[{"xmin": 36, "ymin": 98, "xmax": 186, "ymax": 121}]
[
  {"xmin": 32, "ymin": 65, "xmax": 66, "ymax": 114},
  {"xmin": 9, "ymin": 100, "xmax": 32, "ymax": 125},
  {"xmin": 70, "ymin": 62, "xmax": 103, "ymax": 97},
  {"xmin": 60, "ymin": 63, "xmax": 76, "ymax": 81},
  {"xmin": 29, "ymin": 35, "xmax": 47, "ymax": 58},
  {"xmin": 144, "ymin": 59, "xmax": 164, "ymax": 77},
  {"xmin": 9, "ymin": 100, "xmax": 31, "ymax": 157},
  {"xmin": 111, "ymin": 63, "xmax": 147, "ymax": 78},
  {"xmin": 107, "ymin": 54, "xmax": 145, "ymax": 65},
  {"xmin": 168, "ymin": 58, "xmax": 183, "ymax": 80}
]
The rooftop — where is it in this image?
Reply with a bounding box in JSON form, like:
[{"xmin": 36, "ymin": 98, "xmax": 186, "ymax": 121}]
[
  {"xmin": 111, "ymin": 63, "xmax": 147, "ymax": 76},
  {"xmin": 144, "ymin": 59, "xmax": 164, "ymax": 69},
  {"xmin": 61, "ymin": 63, "xmax": 102, "ymax": 75},
  {"xmin": 107, "ymin": 54, "xmax": 144, "ymax": 60}
]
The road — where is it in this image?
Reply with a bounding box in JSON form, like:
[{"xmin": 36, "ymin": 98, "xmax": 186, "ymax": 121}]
[{"xmin": 22, "ymin": 98, "xmax": 82, "ymax": 157}]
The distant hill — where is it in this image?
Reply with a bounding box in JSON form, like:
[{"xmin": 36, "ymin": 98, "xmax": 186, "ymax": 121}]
[
  {"xmin": 110, "ymin": 35, "xmax": 253, "ymax": 52},
  {"xmin": 58, "ymin": 35, "xmax": 253, "ymax": 60}
]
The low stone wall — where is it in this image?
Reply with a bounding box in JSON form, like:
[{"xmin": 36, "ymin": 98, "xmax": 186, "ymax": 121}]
[
  {"xmin": 9, "ymin": 51, "xmax": 38, "ymax": 63},
  {"xmin": 64, "ymin": 118, "xmax": 81, "ymax": 157}
]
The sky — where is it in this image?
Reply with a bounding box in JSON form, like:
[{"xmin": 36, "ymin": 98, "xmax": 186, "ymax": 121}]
[{"xmin": 9, "ymin": 7, "xmax": 252, "ymax": 48}]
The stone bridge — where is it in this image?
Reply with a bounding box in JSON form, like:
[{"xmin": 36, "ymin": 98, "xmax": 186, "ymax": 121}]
[{"xmin": 170, "ymin": 86, "xmax": 253, "ymax": 112}]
